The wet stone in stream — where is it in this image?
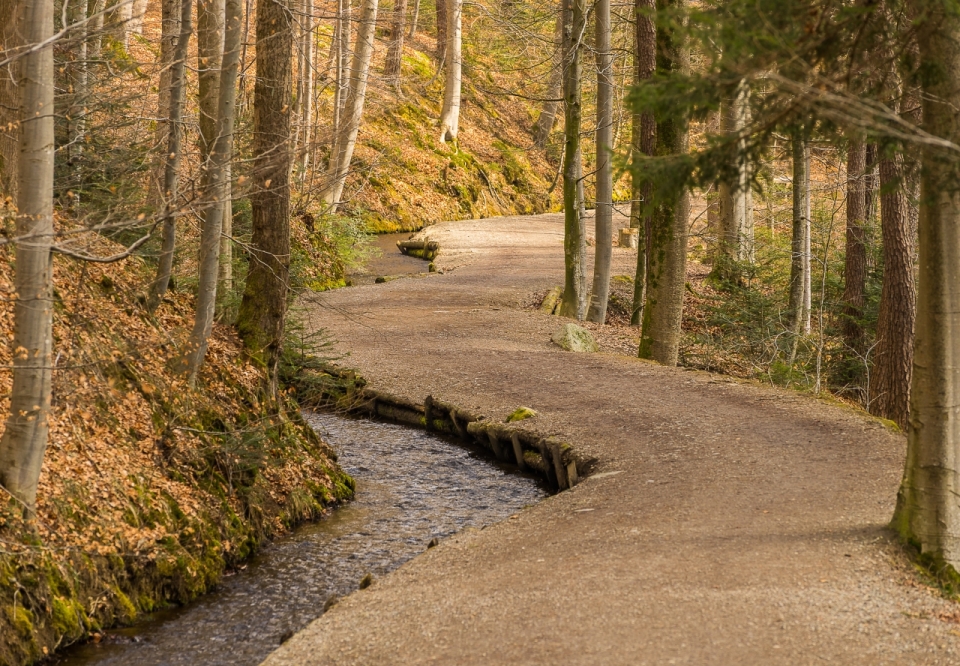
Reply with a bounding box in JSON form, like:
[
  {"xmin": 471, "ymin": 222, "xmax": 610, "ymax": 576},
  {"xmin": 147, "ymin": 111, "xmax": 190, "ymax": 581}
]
[{"xmin": 56, "ymin": 412, "xmax": 547, "ymax": 666}]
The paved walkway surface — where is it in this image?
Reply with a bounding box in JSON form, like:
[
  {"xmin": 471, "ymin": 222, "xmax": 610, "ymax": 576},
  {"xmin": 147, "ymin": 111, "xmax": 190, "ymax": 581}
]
[{"xmin": 264, "ymin": 213, "xmax": 960, "ymax": 665}]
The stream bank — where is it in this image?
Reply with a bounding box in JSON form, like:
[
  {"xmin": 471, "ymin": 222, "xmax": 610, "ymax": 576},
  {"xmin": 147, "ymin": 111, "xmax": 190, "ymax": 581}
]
[{"xmin": 54, "ymin": 412, "xmax": 546, "ymax": 666}]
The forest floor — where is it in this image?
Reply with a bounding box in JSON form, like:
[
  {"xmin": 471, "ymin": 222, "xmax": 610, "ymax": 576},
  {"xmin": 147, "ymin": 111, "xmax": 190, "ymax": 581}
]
[{"xmin": 272, "ymin": 212, "xmax": 960, "ymax": 665}]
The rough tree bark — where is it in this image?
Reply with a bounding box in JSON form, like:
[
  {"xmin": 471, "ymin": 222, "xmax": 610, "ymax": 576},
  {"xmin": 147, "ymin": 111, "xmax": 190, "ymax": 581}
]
[
  {"xmin": 0, "ymin": 0, "xmax": 20, "ymax": 201},
  {"xmin": 236, "ymin": 0, "xmax": 294, "ymax": 398},
  {"xmin": 154, "ymin": 0, "xmax": 180, "ymax": 200},
  {"xmin": 869, "ymin": 149, "xmax": 916, "ymax": 428},
  {"xmin": 437, "ymin": 0, "xmax": 461, "ymax": 142},
  {"xmin": 384, "ymin": 0, "xmax": 408, "ymax": 89},
  {"xmin": 321, "ymin": 0, "xmax": 378, "ymax": 211},
  {"xmin": 146, "ymin": 0, "xmax": 193, "ymax": 312},
  {"xmin": 842, "ymin": 139, "xmax": 867, "ymax": 358},
  {"xmin": 892, "ymin": 2, "xmax": 960, "ymax": 569},
  {"xmin": 558, "ymin": 0, "xmax": 586, "ymax": 320},
  {"xmin": 585, "ymin": 0, "xmax": 613, "ymax": 323},
  {"xmin": 531, "ymin": 12, "xmax": 563, "ymax": 148},
  {"xmin": 0, "ymin": 0, "xmax": 55, "ymax": 512},
  {"xmin": 630, "ymin": 0, "xmax": 655, "ymax": 326},
  {"xmin": 638, "ymin": 0, "xmax": 688, "ymax": 366},
  {"xmin": 185, "ymin": 0, "xmax": 241, "ymax": 382}
]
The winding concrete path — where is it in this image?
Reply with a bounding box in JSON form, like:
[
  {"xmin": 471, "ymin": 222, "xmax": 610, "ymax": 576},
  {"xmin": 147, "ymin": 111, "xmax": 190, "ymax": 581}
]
[{"xmin": 265, "ymin": 213, "xmax": 960, "ymax": 665}]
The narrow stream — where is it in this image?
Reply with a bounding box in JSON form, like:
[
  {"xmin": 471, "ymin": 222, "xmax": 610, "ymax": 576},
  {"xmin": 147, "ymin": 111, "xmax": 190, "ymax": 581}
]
[{"xmin": 56, "ymin": 412, "xmax": 546, "ymax": 666}]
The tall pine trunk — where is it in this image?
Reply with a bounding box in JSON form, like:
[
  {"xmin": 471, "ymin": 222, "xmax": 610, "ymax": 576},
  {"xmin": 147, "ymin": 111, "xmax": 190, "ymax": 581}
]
[
  {"xmin": 585, "ymin": 0, "xmax": 613, "ymax": 323},
  {"xmin": 147, "ymin": 0, "xmax": 193, "ymax": 311},
  {"xmin": 637, "ymin": 0, "xmax": 688, "ymax": 366},
  {"xmin": 321, "ymin": 0, "xmax": 378, "ymax": 211},
  {"xmin": 630, "ymin": 0, "xmax": 655, "ymax": 326},
  {"xmin": 297, "ymin": 0, "xmax": 315, "ymax": 177},
  {"xmin": 893, "ymin": 2, "xmax": 960, "ymax": 569},
  {"xmin": 331, "ymin": 0, "xmax": 351, "ymax": 139},
  {"xmin": 558, "ymin": 0, "xmax": 586, "ymax": 320},
  {"xmin": 236, "ymin": 0, "xmax": 294, "ymax": 398},
  {"xmin": 186, "ymin": 0, "xmax": 242, "ymax": 382},
  {"xmin": 869, "ymin": 151, "xmax": 916, "ymax": 428},
  {"xmin": 437, "ymin": 0, "xmax": 461, "ymax": 142},
  {"xmin": 0, "ymin": 0, "xmax": 55, "ymax": 512}
]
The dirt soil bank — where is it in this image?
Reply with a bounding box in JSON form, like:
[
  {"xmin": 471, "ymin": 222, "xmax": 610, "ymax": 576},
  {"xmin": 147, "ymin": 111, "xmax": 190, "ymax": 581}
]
[{"xmin": 268, "ymin": 213, "xmax": 960, "ymax": 665}]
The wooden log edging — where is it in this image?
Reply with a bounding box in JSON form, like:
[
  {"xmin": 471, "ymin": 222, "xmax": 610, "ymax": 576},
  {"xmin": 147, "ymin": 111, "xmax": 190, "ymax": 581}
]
[{"xmin": 298, "ymin": 364, "xmax": 593, "ymax": 492}]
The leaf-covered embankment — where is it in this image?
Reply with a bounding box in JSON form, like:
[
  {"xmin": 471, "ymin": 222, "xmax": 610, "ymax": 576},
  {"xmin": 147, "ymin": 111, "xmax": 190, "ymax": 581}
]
[{"xmin": 0, "ymin": 234, "xmax": 353, "ymax": 664}]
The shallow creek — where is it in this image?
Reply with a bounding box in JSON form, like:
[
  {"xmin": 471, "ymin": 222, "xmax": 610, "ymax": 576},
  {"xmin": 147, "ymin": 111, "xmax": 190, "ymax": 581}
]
[{"xmin": 57, "ymin": 412, "xmax": 546, "ymax": 666}]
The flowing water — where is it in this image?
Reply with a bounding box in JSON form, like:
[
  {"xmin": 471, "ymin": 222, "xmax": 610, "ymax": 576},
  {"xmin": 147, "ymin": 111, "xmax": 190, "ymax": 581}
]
[{"xmin": 57, "ymin": 412, "xmax": 546, "ymax": 666}]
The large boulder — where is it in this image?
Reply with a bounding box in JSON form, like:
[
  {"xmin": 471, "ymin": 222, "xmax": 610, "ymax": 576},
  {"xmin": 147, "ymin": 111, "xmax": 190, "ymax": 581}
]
[{"xmin": 551, "ymin": 323, "xmax": 598, "ymax": 353}]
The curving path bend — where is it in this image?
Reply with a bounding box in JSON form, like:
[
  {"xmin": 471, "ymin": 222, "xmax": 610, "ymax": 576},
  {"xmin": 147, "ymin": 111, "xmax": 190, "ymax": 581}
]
[{"xmin": 265, "ymin": 213, "xmax": 960, "ymax": 665}]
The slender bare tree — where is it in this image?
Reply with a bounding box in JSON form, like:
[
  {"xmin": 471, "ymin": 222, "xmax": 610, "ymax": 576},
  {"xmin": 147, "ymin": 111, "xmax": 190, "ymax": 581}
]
[
  {"xmin": 787, "ymin": 132, "xmax": 808, "ymax": 339},
  {"xmin": 0, "ymin": 0, "xmax": 21, "ymax": 201},
  {"xmin": 558, "ymin": 0, "xmax": 586, "ymax": 319},
  {"xmin": 435, "ymin": 0, "xmax": 446, "ymax": 61},
  {"xmin": 186, "ymin": 0, "xmax": 242, "ymax": 382},
  {"xmin": 630, "ymin": 0, "xmax": 655, "ymax": 326},
  {"xmin": 717, "ymin": 81, "xmax": 754, "ymax": 275},
  {"xmin": 0, "ymin": 0, "xmax": 55, "ymax": 512},
  {"xmin": 841, "ymin": 138, "xmax": 867, "ymax": 360},
  {"xmin": 321, "ymin": 0, "xmax": 378, "ymax": 211},
  {"xmin": 408, "ymin": 0, "xmax": 420, "ymax": 38},
  {"xmin": 531, "ymin": 12, "xmax": 562, "ymax": 148},
  {"xmin": 146, "ymin": 0, "xmax": 193, "ymax": 312},
  {"xmin": 384, "ymin": 0, "xmax": 408, "ymax": 90},
  {"xmin": 586, "ymin": 0, "xmax": 613, "ymax": 323},
  {"xmin": 437, "ymin": 0, "xmax": 461, "ymax": 142}
]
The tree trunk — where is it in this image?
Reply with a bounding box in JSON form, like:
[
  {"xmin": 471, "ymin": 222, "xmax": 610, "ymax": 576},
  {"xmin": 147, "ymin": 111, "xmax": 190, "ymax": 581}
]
[
  {"xmin": 408, "ymin": 0, "xmax": 419, "ymax": 38},
  {"xmin": 637, "ymin": 0, "xmax": 688, "ymax": 366},
  {"xmin": 629, "ymin": 0, "xmax": 655, "ymax": 327},
  {"xmin": 186, "ymin": 0, "xmax": 241, "ymax": 382},
  {"xmin": 558, "ymin": 0, "xmax": 586, "ymax": 320},
  {"xmin": 67, "ymin": 0, "xmax": 88, "ymax": 200},
  {"xmin": 0, "ymin": 0, "xmax": 55, "ymax": 513},
  {"xmin": 585, "ymin": 0, "xmax": 613, "ymax": 323},
  {"xmin": 892, "ymin": 3, "xmax": 960, "ymax": 569},
  {"xmin": 154, "ymin": 0, "xmax": 180, "ymax": 202},
  {"xmin": 131, "ymin": 0, "xmax": 149, "ymax": 34},
  {"xmin": 321, "ymin": 0, "xmax": 378, "ymax": 211},
  {"xmin": 297, "ymin": 0, "xmax": 314, "ymax": 177},
  {"xmin": 146, "ymin": 0, "xmax": 193, "ymax": 312},
  {"xmin": 198, "ymin": 0, "xmax": 225, "ymax": 171},
  {"xmin": 236, "ymin": 0, "xmax": 294, "ymax": 398},
  {"xmin": 842, "ymin": 139, "xmax": 867, "ymax": 358},
  {"xmin": 717, "ymin": 81, "xmax": 753, "ymax": 274},
  {"xmin": 437, "ymin": 0, "xmax": 461, "ymax": 142},
  {"xmin": 802, "ymin": 142, "xmax": 812, "ymax": 334},
  {"xmin": 869, "ymin": 151, "xmax": 916, "ymax": 428},
  {"xmin": 531, "ymin": 11, "xmax": 563, "ymax": 148},
  {"xmin": 384, "ymin": 0, "xmax": 408, "ymax": 89},
  {"xmin": 435, "ymin": 0, "xmax": 446, "ymax": 62},
  {"xmin": 0, "ymin": 0, "xmax": 21, "ymax": 201},
  {"xmin": 787, "ymin": 132, "xmax": 807, "ymax": 337},
  {"xmin": 331, "ymin": 0, "xmax": 351, "ymax": 140}
]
